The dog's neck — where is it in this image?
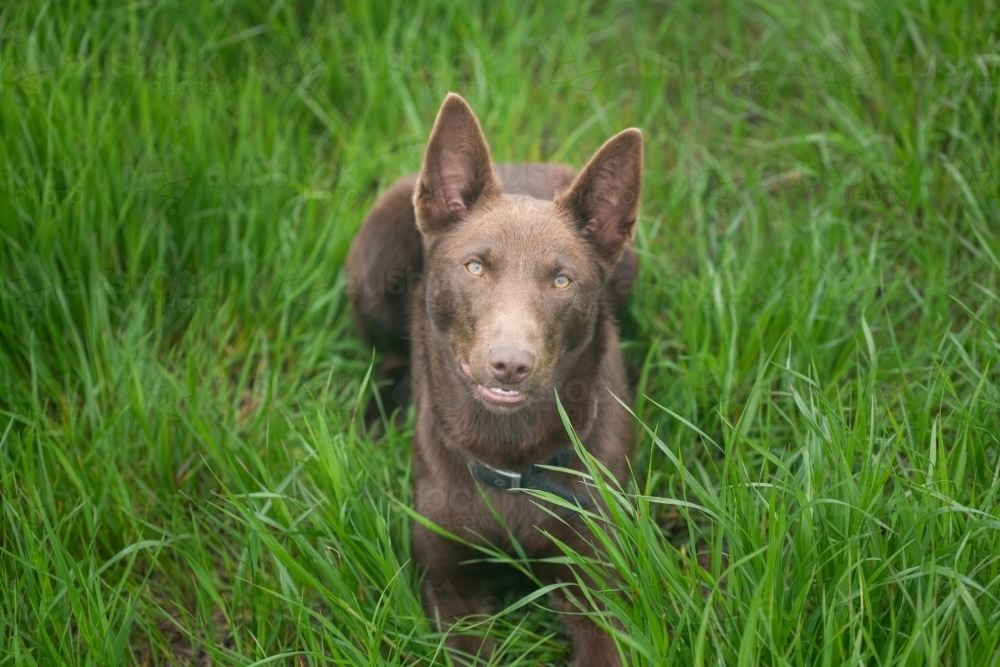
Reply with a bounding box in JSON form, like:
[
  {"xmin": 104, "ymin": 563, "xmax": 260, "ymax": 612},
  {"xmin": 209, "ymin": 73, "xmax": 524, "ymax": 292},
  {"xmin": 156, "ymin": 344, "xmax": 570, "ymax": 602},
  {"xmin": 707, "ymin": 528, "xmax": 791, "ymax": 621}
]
[{"xmin": 417, "ymin": 302, "xmax": 609, "ymax": 471}]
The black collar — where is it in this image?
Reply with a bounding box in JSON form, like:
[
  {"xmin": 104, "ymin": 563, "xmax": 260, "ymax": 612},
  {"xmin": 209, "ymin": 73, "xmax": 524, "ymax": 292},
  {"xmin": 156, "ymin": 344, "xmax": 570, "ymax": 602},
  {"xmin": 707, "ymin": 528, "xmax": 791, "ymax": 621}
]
[{"xmin": 469, "ymin": 449, "xmax": 589, "ymax": 513}]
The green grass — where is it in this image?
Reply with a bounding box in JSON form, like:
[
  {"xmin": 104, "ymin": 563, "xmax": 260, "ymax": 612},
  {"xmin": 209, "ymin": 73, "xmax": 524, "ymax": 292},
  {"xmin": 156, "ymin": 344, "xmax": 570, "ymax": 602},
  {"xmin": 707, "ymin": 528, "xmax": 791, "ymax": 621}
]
[{"xmin": 1, "ymin": 0, "xmax": 998, "ymax": 664}]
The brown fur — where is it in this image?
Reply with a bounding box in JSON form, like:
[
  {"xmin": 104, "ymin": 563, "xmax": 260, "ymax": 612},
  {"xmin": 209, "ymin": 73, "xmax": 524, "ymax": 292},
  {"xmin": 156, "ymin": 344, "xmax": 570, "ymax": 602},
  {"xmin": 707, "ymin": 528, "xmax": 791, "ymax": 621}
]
[{"xmin": 345, "ymin": 93, "xmax": 642, "ymax": 666}]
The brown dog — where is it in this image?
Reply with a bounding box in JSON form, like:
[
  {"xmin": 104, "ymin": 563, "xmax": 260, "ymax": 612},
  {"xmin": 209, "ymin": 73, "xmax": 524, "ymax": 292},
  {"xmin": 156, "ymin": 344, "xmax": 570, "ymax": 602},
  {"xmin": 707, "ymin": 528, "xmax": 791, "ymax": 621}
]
[{"xmin": 345, "ymin": 93, "xmax": 642, "ymax": 666}]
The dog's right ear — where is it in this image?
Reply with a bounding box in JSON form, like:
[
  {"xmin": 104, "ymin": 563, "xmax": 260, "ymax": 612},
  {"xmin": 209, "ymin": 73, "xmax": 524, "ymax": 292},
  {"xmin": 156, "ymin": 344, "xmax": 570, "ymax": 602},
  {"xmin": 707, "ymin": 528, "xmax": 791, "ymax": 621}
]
[{"xmin": 413, "ymin": 93, "xmax": 502, "ymax": 237}]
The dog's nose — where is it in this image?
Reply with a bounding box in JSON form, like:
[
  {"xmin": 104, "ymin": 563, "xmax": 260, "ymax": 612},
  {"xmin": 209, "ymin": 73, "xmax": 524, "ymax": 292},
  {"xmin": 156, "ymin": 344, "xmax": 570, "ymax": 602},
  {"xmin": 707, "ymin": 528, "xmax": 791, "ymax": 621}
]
[{"xmin": 489, "ymin": 346, "xmax": 535, "ymax": 384}]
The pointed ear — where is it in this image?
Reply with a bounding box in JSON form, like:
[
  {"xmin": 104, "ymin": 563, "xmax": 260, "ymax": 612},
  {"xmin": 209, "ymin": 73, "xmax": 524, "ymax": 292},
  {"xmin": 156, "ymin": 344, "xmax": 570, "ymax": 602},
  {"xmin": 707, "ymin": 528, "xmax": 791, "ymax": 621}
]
[
  {"xmin": 556, "ymin": 128, "xmax": 643, "ymax": 265},
  {"xmin": 413, "ymin": 93, "xmax": 502, "ymax": 237}
]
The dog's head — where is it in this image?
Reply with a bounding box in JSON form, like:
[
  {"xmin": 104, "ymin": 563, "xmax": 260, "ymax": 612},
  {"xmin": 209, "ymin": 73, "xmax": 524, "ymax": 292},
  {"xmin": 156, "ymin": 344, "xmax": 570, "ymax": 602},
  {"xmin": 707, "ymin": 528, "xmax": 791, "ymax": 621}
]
[{"xmin": 414, "ymin": 93, "xmax": 642, "ymax": 414}]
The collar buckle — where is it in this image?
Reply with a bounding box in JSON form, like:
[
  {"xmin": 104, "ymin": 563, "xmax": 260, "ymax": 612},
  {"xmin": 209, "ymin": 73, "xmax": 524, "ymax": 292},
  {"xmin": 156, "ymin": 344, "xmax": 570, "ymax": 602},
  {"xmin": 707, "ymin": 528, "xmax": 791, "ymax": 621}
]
[
  {"xmin": 468, "ymin": 450, "xmax": 589, "ymax": 513},
  {"xmin": 484, "ymin": 465, "xmax": 521, "ymax": 490}
]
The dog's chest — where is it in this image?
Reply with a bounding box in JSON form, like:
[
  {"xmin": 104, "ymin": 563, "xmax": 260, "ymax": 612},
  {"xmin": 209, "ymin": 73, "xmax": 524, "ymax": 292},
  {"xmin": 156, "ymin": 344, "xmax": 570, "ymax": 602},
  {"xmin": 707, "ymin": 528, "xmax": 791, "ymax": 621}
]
[{"xmin": 414, "ymin": 470, "xmax": 575, "ymax": 554}]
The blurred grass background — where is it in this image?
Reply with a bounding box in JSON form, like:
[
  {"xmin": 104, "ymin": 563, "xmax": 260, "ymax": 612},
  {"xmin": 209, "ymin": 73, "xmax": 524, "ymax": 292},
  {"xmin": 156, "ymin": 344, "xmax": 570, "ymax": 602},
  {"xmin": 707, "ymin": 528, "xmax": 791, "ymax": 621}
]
[{"xmin": 1, "ymin": 0, "xmax": 998, "ymax": 664}]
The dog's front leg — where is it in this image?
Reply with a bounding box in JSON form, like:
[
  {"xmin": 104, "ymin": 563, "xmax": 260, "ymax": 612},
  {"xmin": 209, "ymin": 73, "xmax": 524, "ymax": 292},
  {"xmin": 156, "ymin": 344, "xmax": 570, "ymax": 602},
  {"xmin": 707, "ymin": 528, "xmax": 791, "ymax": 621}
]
[
  {"xmin": 537, "ymin": 562, "xmax": 625, "ymax": 667},
  {"xmin": 416, "ymin": 530, "xmax": 502, "ymax": 664}
]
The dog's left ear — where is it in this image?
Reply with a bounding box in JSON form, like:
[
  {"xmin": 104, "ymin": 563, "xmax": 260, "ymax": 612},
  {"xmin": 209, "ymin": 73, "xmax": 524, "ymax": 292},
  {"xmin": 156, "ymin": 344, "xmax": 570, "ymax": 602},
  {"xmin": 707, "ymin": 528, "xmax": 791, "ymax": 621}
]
[
  {"xmin": 414, "ymin": 93, "xmax": 502, "ymax": 238},
  {"xmin": 556, "ymin": 128, "xmax": 643, "ymax": 266}
]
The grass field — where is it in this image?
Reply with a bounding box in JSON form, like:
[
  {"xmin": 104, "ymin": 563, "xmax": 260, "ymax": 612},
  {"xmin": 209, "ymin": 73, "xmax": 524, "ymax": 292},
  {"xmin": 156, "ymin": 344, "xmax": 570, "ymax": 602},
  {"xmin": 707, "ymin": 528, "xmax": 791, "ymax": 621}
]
[{"xmin": 1, "ymin": 0, "xmax": 999, "ymax": 664}]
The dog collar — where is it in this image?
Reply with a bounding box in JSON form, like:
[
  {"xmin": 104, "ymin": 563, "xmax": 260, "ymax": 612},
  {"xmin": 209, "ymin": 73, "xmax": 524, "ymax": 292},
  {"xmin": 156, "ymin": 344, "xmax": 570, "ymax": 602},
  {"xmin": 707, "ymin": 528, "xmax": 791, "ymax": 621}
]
[{"xmin": 469, "ymin": 449, "xmax": 590, "ymax": 513}]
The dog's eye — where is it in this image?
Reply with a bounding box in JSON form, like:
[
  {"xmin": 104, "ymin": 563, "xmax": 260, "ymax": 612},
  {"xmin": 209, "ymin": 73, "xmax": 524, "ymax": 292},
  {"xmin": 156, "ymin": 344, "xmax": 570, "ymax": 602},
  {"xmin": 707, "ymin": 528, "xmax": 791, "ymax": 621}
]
[
  {"xmin": 554, "ymin": 275, "xmax": 571, "ymax": 289},
  {"xmin": 466, "ymin": 261, "xmax": 484, "ymax": 276}
]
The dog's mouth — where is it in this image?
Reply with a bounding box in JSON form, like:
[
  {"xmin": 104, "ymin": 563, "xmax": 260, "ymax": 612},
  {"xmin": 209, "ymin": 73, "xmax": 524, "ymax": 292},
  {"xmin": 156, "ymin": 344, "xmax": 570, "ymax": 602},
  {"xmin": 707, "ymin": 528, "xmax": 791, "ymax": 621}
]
[
  {"xmin": 476, "ymin": 385, "xmax": 525, "ymax": 405},
  {"xmin": 459, "ymin": 359, "xmax": 528, "ymax": 408}
]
